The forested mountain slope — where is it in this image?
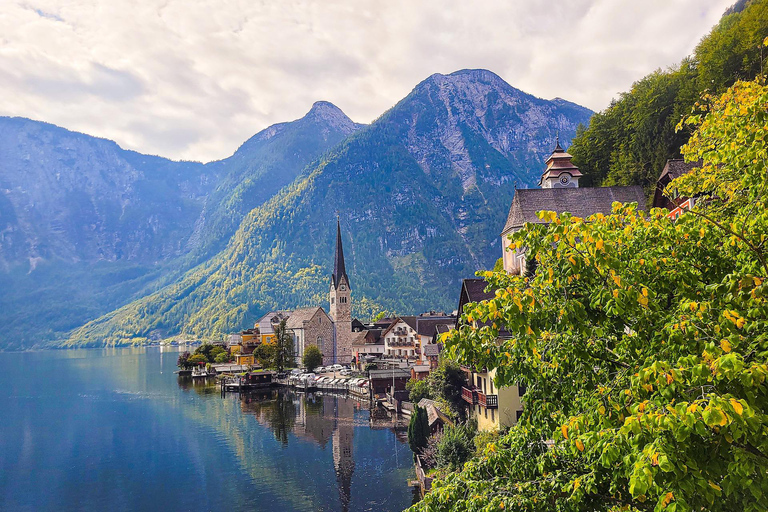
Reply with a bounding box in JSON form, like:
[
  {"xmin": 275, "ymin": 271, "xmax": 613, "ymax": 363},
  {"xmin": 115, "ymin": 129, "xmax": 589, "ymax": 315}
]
[
  {"xmin": 0, "ymin": 104, "xmax": 361, "ymax": 349},
  {"xmin": 569, "ymin": 0, "xmax": 768, "ymax": 194}
]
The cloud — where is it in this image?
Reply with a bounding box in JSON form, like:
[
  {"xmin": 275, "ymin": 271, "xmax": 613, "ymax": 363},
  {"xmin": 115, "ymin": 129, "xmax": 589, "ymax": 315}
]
[{"xmin": 0, "ymin": 0, "xmax": 734, "ymax": 162}]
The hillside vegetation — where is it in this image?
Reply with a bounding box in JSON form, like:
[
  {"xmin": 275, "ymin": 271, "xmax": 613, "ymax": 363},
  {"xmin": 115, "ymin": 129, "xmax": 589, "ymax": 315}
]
[{"xmin": 570, "ymin": 0, "xmax": 768, "ymax": 195}]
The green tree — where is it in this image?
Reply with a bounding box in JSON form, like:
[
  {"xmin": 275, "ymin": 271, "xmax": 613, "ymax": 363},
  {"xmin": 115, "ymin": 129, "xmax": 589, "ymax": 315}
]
[
  {"xmin": 302, "ymin": 344, "xmax": 323, "ymax": 372},
  {"xmin": 273, "ymin": 319, "xmax": 294, "ymax": 371},
  {"xmin": 414, "ymin": 79, "xmax": 768, "ymax": 511},
  {"xmin": 427, "ymin": 359, "xmax": 467, "ymax": 419},
  {"xmin": 255, "ymin": 341, "xmax": 276, "ymax": 369},
  {"xmin": 436, "ymin": 422, "xmax": 476, "ymax": 471},
  {"xmin": 214, "ymin": 351, "xmax": 230, "ymax": 364},
  {"xmin": 187, "ymin": 354, "xmax": 207, "ymax": 366},
  {"xmin": 407, "ymin": 378, "xmax": 431, "ymax": 403},
  {"xmin": 408, "ymin": 405, "xmax": 430, "ymax": 455},
  {"xmin": 177, "ymin": 351, "xmax": 192, "ymax": 369}
]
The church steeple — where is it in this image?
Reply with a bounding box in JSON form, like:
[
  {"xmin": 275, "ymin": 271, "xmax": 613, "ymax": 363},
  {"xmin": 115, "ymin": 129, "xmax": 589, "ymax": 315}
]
[
  {"xmin": 332, "ymin": 218, "xmax": 350, "ymax": 290},
  {"xmin": 329, "ymin": 218, "xmax": 353, "ymax": 365}
]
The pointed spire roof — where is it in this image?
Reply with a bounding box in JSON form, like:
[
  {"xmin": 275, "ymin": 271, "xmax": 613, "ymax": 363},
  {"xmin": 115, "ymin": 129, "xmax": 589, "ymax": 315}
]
[{"xmin": 332, "ymin": 218, "xmax": 350, "ymax": 289}]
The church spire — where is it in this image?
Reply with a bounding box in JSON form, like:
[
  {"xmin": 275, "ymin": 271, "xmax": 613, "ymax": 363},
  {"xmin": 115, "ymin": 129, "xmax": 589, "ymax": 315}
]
[{"xmin": 332, "ymin": 218, "xmax": 350, "ymax": 290}]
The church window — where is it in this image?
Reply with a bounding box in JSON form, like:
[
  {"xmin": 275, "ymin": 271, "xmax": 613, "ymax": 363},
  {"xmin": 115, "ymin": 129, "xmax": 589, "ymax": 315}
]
[{"xmin": 331, "ymin": 298, "xmax": 335, "ymax": 304}]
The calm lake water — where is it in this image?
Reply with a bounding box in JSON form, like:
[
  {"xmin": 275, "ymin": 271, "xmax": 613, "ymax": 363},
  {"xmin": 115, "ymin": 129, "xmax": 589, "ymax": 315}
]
[{"xmin": 0, "ymin": 346, "xmax": 417, "ymax": 512}]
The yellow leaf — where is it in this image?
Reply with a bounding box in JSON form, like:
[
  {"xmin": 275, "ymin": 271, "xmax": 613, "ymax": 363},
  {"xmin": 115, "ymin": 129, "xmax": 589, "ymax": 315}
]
[
  {"xmin": 596, "ymin": 239, "xmax": 604, "ymax": 250},
  {"xmin": 638, "ymin": 294, "xmax": 648, "ymax": 307},
  {"xmin": 561, "ymin": 424, "xmax": 569, "ymax": 439},
  {"xmin": 651, "ymin": 452, "xmax": 659, "ymax": 465},
  {"xmin": 730, "ymin": 399, "xmax": 743, "ymax": 415},
  {"xmin": 708, "ymin": 481, "xmax": 722, "ymax": 492},
  {"xmin": 568, "ymin": 255, "xmax": 576, "ymax": 265},
  {"xmin": 613, "ymin": 289, "xmax": 619, "ymax": 299},
  {"xmin": 575, "ymin": 439, "xmax": 584, "ymax": 452},
  {"xmin": 721, "ymin": 339, "xmax": 732, "ymax": 353},
  {"xmin": 662, "ymin": 492, "xmax": 674, "ymax": 507},
  {"xmin": 526, "ymin": 326, "xmax": 534, "ymax": 335},
  {"xmin": 598, "ymin": 405, "xmax": 606, "ymax": 415},
  {"xmin": 612, "ymin": 274, "xmax": 621, "ymax": 287}
]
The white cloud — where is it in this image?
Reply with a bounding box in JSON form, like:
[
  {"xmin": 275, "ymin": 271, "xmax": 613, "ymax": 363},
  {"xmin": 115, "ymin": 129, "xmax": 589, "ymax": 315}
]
[{"xmin": 0, "ymin": 0, "xmax": 734, "ymax": 161}]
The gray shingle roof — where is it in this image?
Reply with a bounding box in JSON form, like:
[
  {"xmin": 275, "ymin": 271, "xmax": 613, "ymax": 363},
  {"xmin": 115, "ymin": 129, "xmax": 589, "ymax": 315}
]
[
  {"xmin": 285, "ymin": 307, "xmax": 326, "ymax": 329},
  {"xmin": 502, "ymin": 186, "xmax": 647, "ymax": 234}
]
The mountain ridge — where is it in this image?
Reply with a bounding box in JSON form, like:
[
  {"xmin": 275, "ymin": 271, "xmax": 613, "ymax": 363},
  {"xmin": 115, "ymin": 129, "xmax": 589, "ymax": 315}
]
[{"xmin": 64, "ymin": 70, "xmax": 593, "ymax": 347}]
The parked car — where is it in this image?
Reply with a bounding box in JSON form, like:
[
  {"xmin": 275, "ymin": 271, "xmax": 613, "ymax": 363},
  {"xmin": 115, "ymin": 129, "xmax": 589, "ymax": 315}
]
[
  {"xmin": 316, "ymin": 366, "xmax": 327, "ymax": 373},
  {"xmin": 331, "ymin": 364, "xmax": 344, "ymax": 372},
  {"xmin": 340, "ymin": 369, "xmax": 352, "ymax": 376}
]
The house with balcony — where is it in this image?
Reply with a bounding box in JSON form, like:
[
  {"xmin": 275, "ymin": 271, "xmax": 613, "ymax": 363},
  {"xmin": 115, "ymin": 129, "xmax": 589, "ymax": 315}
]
[
  {"xmin": 380, "ymin": 314, "xmax": 455, "ymax": 367},
  {"xmin": 455, "ymin": 278, "xmax": 526, "ymax": 431}
]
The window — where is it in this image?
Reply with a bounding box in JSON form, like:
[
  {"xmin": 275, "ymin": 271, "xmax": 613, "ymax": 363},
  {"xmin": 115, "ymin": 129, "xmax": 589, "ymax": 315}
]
[
  {"xmin": 331, "ymin": 297, "xmax": 335, "ymax": 304},
  {"xmin": 518, "ymin": 384, "xmax": 527, "ymax": 396}
]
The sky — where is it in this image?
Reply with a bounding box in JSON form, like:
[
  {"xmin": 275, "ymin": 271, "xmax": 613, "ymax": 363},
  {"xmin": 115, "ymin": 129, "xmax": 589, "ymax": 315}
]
[{"xmin": 1, "ymin": 0, "xmax": 735, "ymax": 162}]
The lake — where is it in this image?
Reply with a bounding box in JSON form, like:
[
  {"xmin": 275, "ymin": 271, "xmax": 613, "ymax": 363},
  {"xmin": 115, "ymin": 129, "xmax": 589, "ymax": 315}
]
[{"xmin": 0, "ymin": 346, "xmax": 418, "ymax": 511}]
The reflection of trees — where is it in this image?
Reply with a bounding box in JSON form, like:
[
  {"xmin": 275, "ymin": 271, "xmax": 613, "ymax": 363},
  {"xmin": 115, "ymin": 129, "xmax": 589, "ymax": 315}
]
[
  {"xmin": 240, "ymin": 390, "xmax": 296, "ymax": 446},
  {"xmin": 176, "ymin": 376, "xmax": 219, "ymax": 396}
]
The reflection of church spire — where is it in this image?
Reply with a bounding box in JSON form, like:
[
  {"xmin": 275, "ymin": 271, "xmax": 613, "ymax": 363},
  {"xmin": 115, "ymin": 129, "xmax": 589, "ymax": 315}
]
[{"xmin": 332, "ymin": 397, "xmax": 355, "ymax": 512}]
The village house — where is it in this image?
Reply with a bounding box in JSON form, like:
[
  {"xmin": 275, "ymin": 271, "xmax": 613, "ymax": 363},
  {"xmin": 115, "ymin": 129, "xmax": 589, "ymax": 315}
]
[
  {"xmin": 652, "ymin": 159, "xmax": 699, "ymax": 219},
  {"xmin": 380, "ymin": 314, "xmax": 455, "ymax": 368},
  {"xmin": 255, "ymin": 311, "xmax": 291, "ymax": 344},
  {"xmin": 350, "ymin": 328, "xmax": 384, "ymax": 369}
]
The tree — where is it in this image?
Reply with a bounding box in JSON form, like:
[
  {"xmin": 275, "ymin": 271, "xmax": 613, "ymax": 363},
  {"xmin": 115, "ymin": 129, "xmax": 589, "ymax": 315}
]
[
  {"xmin": 407, "ymin": 378, "xmax": 431, "ymax": 403},
  {"xmin": 427, "ymin": 359, "xmax": 467, "ymax": 419},
  {"xmin": 214, "ymin": 351, "xmax": 230, "ymax": 364},
  {"xmin": 414, "ymin": 78, "xmax": 768, "ymax": 511},
  {"xmin": 255, "ymin": 341, "xmax": 276, "ymax": 369},
  {"xmin": 187, "ymin": 354, "xmax": 207, "ymax": 366},
  {"xmin": 302, "ymin": 344, "xmax": 323, "ymax": 372},
  {"xmin": 436, "ymin": 422, "xmax": 475, "ymax": 471},
  {"xmin": 177, "ymin": 351, "xmax": 192, "ymax": 369},
  {"xmin": 273, "ymin": 319, "xmax": 294, "ymax": 371},
  {"xmin": 408, "ymin": 405, "xmax": 430, "ymax": 455}
]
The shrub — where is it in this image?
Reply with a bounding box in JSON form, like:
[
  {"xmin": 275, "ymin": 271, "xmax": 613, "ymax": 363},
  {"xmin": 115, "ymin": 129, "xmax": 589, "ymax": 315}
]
[{"xmin": 406, "ymin": 378, "xmax": 431, "ymax": 403}]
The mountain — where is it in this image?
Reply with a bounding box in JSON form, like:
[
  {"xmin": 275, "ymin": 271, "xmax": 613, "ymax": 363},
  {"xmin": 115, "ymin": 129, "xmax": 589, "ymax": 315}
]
[
  {"xmin": 188, "ymin": 101, "xmax": 363, "ymax": 262},
  {"xmin": 67, "ymin": 69, "xmax": 593, "ymax": 346},
  {"xmin": 0, "ymin": 104, "xmax": 362, "ymax": 349}
]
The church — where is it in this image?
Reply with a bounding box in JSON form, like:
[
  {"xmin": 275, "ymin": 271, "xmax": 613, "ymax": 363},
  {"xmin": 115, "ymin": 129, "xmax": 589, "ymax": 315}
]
[{"xmin": 260, "ymin": 219, "xmax": 354, "ymax": 366}]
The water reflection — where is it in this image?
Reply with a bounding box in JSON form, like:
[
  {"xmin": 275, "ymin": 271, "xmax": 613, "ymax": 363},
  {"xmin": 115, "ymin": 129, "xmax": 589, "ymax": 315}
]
[
  {"xmin": 176, "ymin": 376, "xmax": 412, "ymax": 511},
  {"xmin": 0, "ymin": 348, "xmax": 416, "ymax": 512}
]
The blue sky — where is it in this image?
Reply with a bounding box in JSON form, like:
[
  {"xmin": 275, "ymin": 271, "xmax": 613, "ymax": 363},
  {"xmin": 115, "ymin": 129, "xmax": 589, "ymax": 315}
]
[{"xmin": 1, "ymin": 0, "xmax": 734, "ymax": 161}]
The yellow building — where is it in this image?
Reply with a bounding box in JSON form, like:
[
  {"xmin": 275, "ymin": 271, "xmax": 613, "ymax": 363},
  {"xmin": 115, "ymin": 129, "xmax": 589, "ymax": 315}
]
[
  {"xmin": 234, "ymin": 353, "xmax": 255, "ymax": 366},
  {"xmin": 462, "ymin": 366, "xmax": 524, "ymax": 431},
  {"xmin": 456, "ymin": 279, "xmax": 525, "ymax": 432}
]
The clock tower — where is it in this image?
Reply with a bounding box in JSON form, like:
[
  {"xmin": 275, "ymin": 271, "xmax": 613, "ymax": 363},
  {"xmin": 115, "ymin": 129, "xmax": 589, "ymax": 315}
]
[
  {"xmin": 538, "ymin": 137, "xmax": 582, "ymax": 189},
  {"xmin": 329, "ymin": 219, "xmax": 352, "ymax": 364}
]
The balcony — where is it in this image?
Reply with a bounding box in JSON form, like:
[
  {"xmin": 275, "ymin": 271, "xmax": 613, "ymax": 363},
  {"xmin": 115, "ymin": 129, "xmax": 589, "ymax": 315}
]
[
  {"xmin": 478, "ymin": 392, "xmax": 498, "ymax": 409},
  {"xmin": 461, "ymin": 386, "xmax": 478, "ymax": 404}
]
